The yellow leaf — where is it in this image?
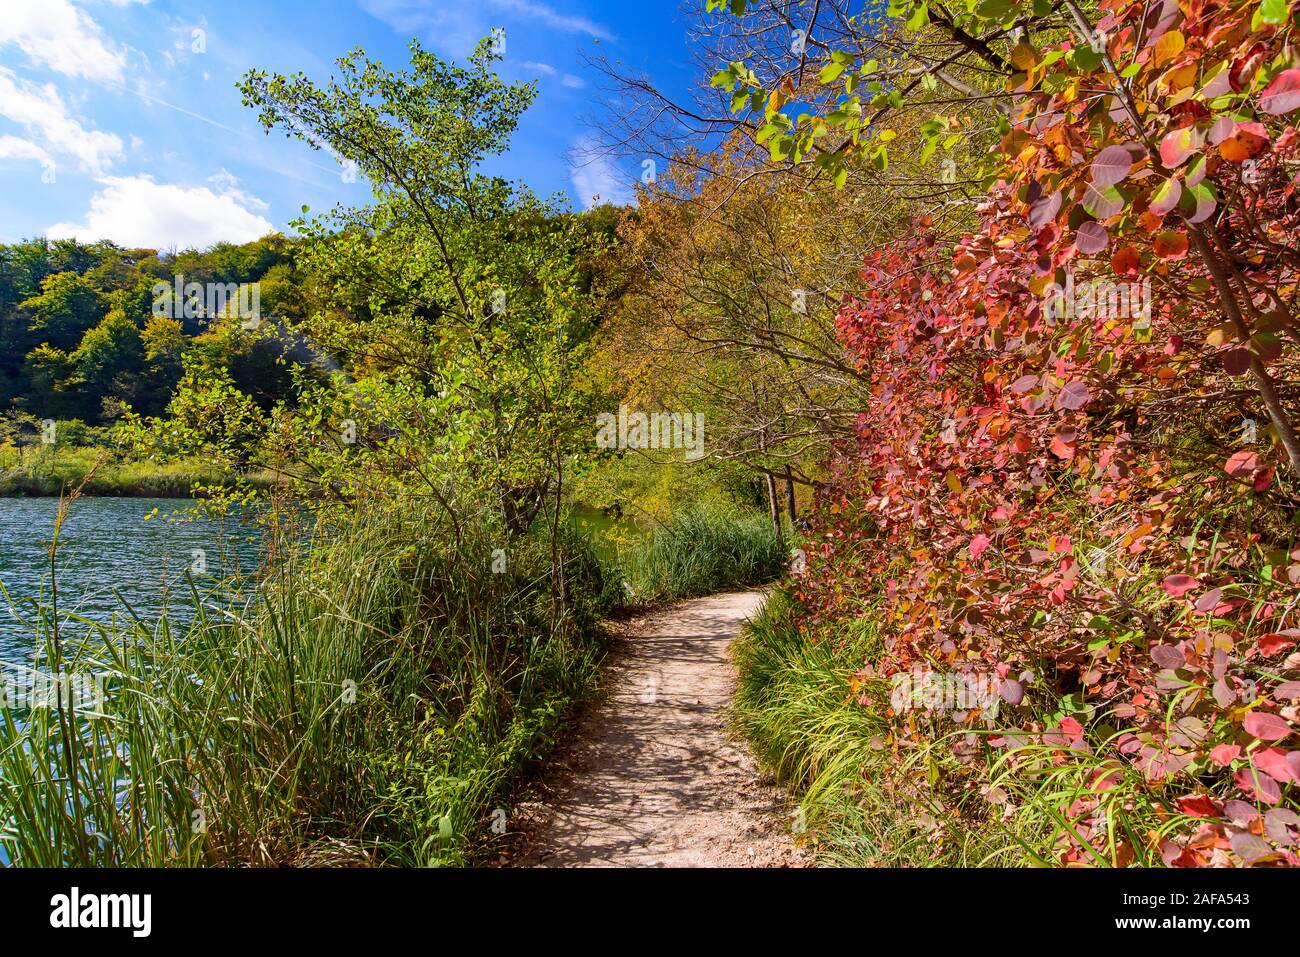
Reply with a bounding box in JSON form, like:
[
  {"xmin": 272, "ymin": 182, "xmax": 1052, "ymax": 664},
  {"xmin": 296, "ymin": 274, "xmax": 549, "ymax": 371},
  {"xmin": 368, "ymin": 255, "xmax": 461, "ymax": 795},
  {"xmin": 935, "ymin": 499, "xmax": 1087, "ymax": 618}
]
[
  {"xmin": 1010, "ymin": 40, "xmax": 1039, "ymax": 71},
  {"xmin": 1205, "ymin": 322, "xmax": 1236, "ymax": 347},
  {"xmin": 1152, "ymin": 30, "xmax": 1185, "ymax": 68},
  {"xmin": 946, "ymin": 471, "xmax": 963, "ymax": 495},
  {"xmin": 1157, "ymin": 63, "xmax": 1197, "ymax": 95}
]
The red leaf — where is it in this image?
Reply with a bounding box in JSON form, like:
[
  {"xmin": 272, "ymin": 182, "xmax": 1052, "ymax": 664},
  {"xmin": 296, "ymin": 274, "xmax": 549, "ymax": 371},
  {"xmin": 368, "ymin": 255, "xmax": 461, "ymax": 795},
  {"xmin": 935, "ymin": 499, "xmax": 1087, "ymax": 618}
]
[
  {"xmin": 1159, "ymin": 126, "xmax": 1201, "ymax": 168},
  {"xmin": 1075, "ymin": 221, "xmax": 1109, "ymax": 254},
  {"xmin": 1193, "ymin": 587, "xmax": 1223, "ymax": 614},
  {"xmin": 1230, "ymin": 831, "xmax": 1275, "ymax": 864},
  {"xmin": 1091, "ymin": 145, "xmax": 1136, "ymax": 186},
  {"xmin": 998, "ymin": 678, "xmax": 1024, "ymax": 705},
  {"xmin": 1260, "ymin": 68, "xmax": 1300, "ymax": 115},
  {"xmin": 1148, "ymin": 177, "xmax": 1182, "ymax": 216},
  {"xmin": 1058, "ymin": 716, "xmax": 1084, "ymax": 742},
  {"xmin": 1222, "ymin": 348, "xmax": 1252, "ymax": 376},
  {"xmin": 1028, "ymin": 191, "xmax": 1062, "ymax": 230},
  {"xmin": 1161, "ymin": 574, "xmax": 1199, "ymax": 597},
  {"xmin": 1220, "ymin": 122, "xmax": 1270, "ymax": 162},
  {"xmin": 1111, "ymin": 245, "xmax": 1140, "ymax": 276},
  {"xmin": 969, "ymin": 533, "xmax": 990, "ymax": 560},
  {"xmin": 1244, "ymin": 711, "xmax": 1293, "ymax": 742},
  {"xmin": 1225, "ymin": 450, "xmax": 1260, "ymax": 478},
  {"xmin": 1151, "ymin": 643, "xmax": 1186, "ymax": 668},
  {"xmin": 1056, "ymin": 380, "xmax": 1092, "ymax": 411},
  {"xmin": 1210, "ymin": 744, "xmax": 1242, "ymax": 766},
  {"xmin": 1257, "ymin": 634, "xmax": 1295, "ymax": 656},
  {"xmin": 1176, "ymin": 794, "xmax": 1223, "ymax": 818},
  {"xmin": 1236, "ymin": 767, "xmax": 1283, "ymax": 804},
  {"xmin": 1254, "ymin": 747, "xmax": 1298, "ymax": 783},
  {"xmin": 1225, "ymin": 799, "xmax": 1259, "ymax": 825}
]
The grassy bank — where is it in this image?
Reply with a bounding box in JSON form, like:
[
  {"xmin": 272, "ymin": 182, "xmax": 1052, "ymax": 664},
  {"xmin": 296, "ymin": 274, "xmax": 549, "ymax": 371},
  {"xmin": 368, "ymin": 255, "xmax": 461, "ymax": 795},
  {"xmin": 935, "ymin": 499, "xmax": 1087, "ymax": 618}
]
[
  {"xmin": 0, "ymin": 498, "xmax": 781, "ymax": 866},
  {"xmin": 0, "ymin": 444, "xmax": 277, "ymax": 497},
  {"xmin": 0, "ymin": 500, "xmax": 620, "ymax": 866},
  {"xmin": 731, "ymin": 589, "xmax": 1025, "ymax": 866}
]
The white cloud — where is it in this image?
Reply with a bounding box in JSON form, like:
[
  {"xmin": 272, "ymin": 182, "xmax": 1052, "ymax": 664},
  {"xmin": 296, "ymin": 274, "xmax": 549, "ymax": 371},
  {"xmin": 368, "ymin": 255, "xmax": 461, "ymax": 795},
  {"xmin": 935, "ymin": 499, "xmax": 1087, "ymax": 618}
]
[
  {"xmin": 487, "ymin": 0, "xmax": 613, "ymax": 41},
  {"xmin": 0, "ymin": 0, "xmax": 128, "ymax": 84},
  {"xmin": 0, "ymin": 135, "xmax": 54, "ymax": 169},
  {"xmin": 207, "ymin": 169, "xmax": 270, "ymax": 212},
  {"xmin": 360, "ymin": 0, "xmax": 613, "ymax": 55},
  {"xmin": 48, "ymin": 174, "xmax": 275, "ymax": 250},
  {"xmin": 521, "ymin": 61, "xmax": 558, "ymax": 76},
  {"xmin": 561, "ymin": 74, "xmax": 584, "ymax": 89},
  {"xmin": 569, "ymin": 138, "xmax": 631, "ymax": 210},
  {"xmin": 0, "ymin": 69, "xmax": 124, "ymax": 174}
]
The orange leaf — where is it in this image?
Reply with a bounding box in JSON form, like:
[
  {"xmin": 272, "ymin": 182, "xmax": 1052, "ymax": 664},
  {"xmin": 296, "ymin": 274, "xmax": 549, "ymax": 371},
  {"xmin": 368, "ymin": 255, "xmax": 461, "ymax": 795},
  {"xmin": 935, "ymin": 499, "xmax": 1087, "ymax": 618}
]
[{"xmin": 1153, "ymin": 231, "xmax": 1189, "ymax": 260}]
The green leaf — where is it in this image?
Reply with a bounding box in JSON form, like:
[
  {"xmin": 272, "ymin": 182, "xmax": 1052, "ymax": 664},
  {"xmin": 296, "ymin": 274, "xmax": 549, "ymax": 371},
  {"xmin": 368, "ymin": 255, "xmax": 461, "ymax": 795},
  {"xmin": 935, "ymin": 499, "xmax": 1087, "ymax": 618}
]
[
  {"xmin": 1070, "ymin": 44, "xmax": 1104, "ymax": 72},
  {"xmin": 1260, "ymin": 0, "xmax": 1287, "ymax": 25},
  {"xmin": 819, "ymin": 61, "xmax": 846, "ymax": 84},
  {"xmin": 975, "ymin": 0, "xmax": 1014, "ymax": 19}
]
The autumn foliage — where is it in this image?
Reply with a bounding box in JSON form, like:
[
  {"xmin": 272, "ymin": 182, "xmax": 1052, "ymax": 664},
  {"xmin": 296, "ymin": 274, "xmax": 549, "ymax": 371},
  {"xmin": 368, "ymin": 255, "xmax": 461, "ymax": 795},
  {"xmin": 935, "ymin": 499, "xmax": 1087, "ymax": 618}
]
[{"xmin": 792, "ymin": 0, "xmax": 1300, "ymax": 865}]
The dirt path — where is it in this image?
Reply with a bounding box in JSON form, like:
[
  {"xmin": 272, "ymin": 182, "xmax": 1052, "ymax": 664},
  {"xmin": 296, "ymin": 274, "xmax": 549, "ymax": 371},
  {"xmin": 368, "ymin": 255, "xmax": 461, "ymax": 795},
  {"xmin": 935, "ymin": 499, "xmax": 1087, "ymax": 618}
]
[{"xmin": 503, "ymin": 589, "xmax": 803, "ymax": 868}]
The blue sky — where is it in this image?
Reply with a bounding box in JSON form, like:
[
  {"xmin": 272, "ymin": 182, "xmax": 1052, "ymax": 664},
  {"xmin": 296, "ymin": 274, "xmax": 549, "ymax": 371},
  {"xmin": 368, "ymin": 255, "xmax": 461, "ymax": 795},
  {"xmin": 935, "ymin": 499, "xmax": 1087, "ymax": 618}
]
[{"xmin": 0, "ymin": 0, "xmax": 698, "ymax": 250}]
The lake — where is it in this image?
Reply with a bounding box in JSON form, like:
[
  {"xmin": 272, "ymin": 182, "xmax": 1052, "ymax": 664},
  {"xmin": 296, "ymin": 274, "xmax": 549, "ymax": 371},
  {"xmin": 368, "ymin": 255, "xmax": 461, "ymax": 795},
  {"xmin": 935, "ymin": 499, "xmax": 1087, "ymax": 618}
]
[{"xmin": 0, "ymin": 497, "xmax": 264, "ymax": 661}]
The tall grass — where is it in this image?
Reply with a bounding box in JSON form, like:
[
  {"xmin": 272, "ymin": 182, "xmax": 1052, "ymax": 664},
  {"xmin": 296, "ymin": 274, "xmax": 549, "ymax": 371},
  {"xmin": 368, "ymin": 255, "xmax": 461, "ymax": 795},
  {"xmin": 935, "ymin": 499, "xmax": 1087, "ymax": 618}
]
[
  {"xmin": 730, "ymin": 589, "xmax": 1025, "ymax": 866},
  {"xmin": 620, "ymin": 506, "xmax": 784, "ymax": 603},
  {"xmin": 0, "ymin": 498, "xmax": 612, "ymax": 866}
]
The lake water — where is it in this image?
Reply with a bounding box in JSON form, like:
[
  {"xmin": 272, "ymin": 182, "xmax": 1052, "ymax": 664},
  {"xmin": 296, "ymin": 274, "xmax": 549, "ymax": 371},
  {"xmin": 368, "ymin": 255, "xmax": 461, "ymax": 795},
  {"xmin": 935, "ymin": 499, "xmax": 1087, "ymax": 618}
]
[{"xmin": 0, "ymin": 498, "xmax": 264, "ymax": 661}]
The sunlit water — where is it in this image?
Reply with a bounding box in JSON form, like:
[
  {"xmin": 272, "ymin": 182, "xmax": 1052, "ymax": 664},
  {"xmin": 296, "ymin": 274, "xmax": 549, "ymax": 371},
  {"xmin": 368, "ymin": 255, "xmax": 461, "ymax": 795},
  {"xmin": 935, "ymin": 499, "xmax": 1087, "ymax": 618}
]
[{"xmin": 0, "ymin": 497, "xmax": 263, "ymax": 662}]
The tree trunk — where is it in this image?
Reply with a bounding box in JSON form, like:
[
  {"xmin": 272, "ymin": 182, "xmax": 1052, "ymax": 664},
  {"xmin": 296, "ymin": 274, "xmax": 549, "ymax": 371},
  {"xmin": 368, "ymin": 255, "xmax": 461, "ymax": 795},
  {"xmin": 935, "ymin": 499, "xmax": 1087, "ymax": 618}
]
[
  {"xmin": 783, "ymin": 465, "xmax": 797, "ymax": 529},
  {"xmin": 766, "ymin": 472, "xmax": 785, "ymax": 552}
]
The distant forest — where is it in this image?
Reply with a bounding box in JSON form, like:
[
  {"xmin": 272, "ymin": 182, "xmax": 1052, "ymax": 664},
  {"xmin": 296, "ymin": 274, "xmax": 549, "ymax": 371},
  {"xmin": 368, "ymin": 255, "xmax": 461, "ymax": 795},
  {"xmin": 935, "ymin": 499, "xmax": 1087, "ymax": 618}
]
[
  {"xmin": 0, "ymin": 235, "xmax": 307, "ymax": 426},
  {"xmin": 1, "ymin": 203, "xmax": 621, "ymax": 436}
]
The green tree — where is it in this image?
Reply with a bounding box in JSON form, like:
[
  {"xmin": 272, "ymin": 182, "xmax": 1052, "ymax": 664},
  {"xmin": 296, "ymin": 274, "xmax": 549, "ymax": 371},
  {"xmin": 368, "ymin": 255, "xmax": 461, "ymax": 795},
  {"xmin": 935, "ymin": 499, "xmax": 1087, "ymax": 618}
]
[
  {"xmin": 19, "ymin": 272, "xmax": 108, "ymax": 352},
  {"xmin": 236, "ymin": 38, "xmax": 604, "ymax": 539},
  {"xmin": 71, "ymin": 309, "xmax": 146, "ymax": 410}
]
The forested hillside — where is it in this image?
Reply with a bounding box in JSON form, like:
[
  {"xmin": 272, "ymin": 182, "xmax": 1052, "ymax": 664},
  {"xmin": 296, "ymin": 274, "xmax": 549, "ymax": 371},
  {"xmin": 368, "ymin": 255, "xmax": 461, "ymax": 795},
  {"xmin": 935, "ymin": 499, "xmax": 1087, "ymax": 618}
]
[{"xmin": 0, "ymin": 236, "xmax": 304, "ymax": 424}]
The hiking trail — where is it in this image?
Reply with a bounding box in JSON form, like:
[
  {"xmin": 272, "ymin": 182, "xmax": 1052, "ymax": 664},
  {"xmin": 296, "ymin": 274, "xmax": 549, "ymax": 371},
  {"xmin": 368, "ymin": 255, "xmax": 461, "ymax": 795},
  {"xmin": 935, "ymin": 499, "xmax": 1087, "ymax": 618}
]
[{"xmin": 504, "ymin": 589, "xmax": 803, "ymax": 867}]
